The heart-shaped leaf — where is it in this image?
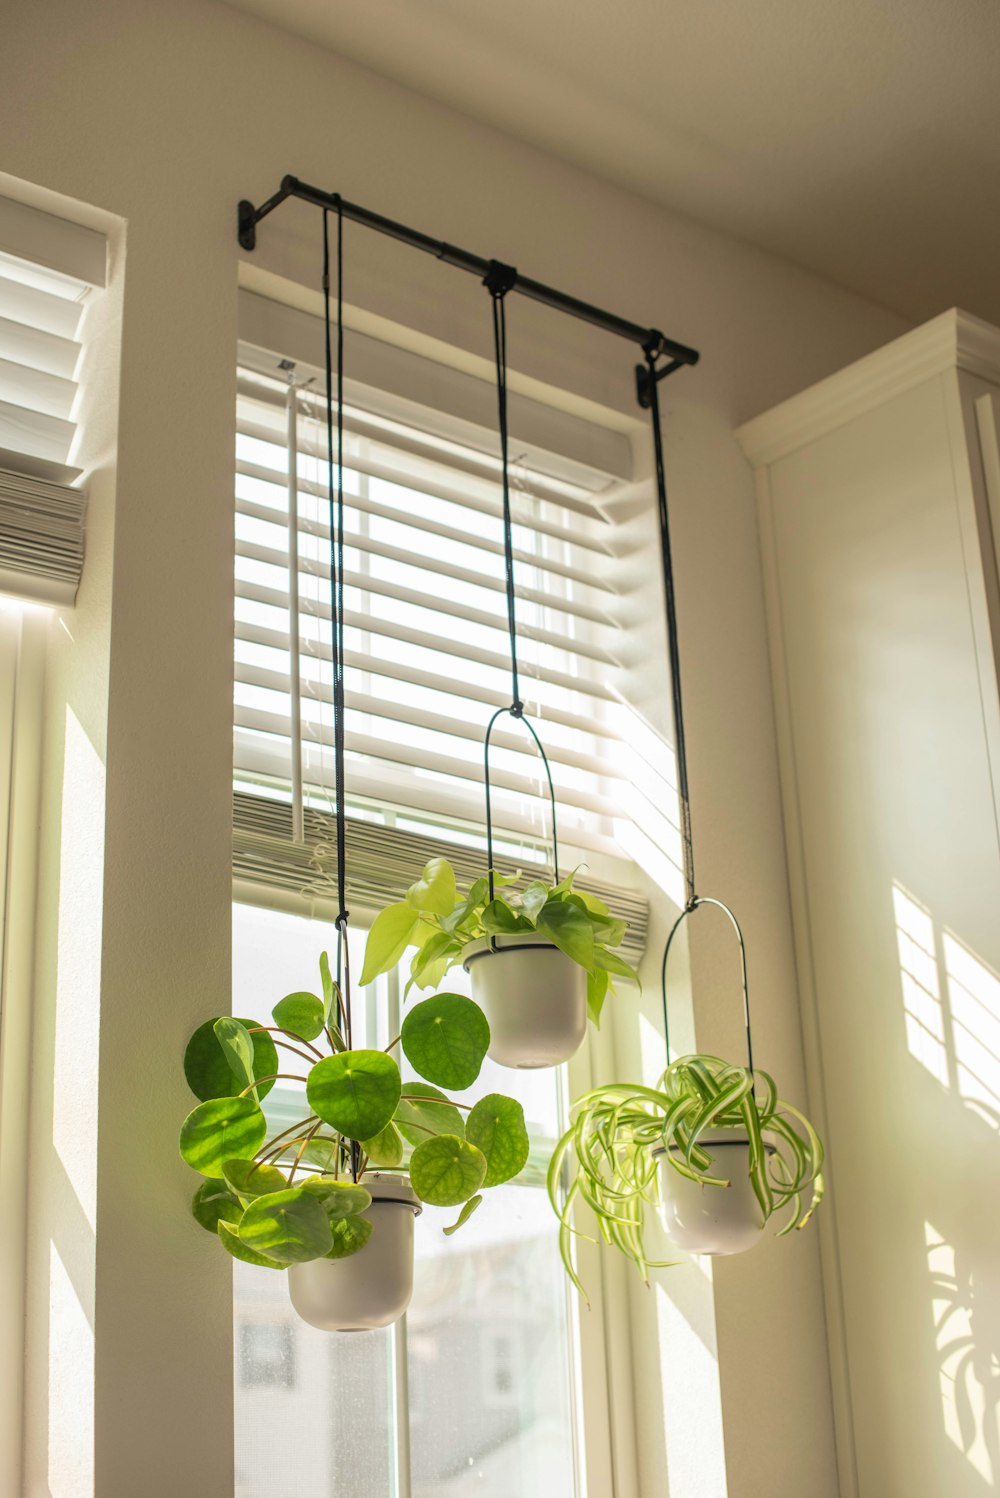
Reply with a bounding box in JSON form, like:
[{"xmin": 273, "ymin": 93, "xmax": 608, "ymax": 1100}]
[
  {"xmin": 179, "ymin": 1096, "xmax": 267, "ymax": 1178},
  {"xmin": 272, "ymin": 992, "xmax": 325, "ymax": 1042},
  {"xmin": 360, "ymin": 903, "xmax": 420, "ymax": 987},
  {"xmin": 327, "ymin": 1214, "xmax": 373, "ymax": 1259},
  {"xmin": 298, "ymin": 1178, "xmax": 372, "ymax": 1218},
  {"xmin": 410, "ymin": 1134, "xmax": 487, "ymax": 1206},
  {"xmin": 587, "ymin": 967, "xmax": 609, "ymax": 1027},
  {"xmin": 214, "ymin": 1018, "xmax": 257, "ymax": 1097},
  {"xmin": 360, "ymin": 1121, "xmax": 404, "ymax": 1167},
  {"xmin": 217, "ymin": 1220, "xmax": 283, "ymax": 1270},
  {"xmin": 518, "ymin": 882, "xmax": 549, "ymax": 924},
  {"xmin": 184, "ymin": 1018, "xmax": 278, "ymax": 1102},
  {"xmin": 466, "ymin": 1094, "xmax": 530, "ymax": 1186},
  {"xmin": 306, "ymin": 1050, "xmax": 402, "ymax": 1140},
  {"xmin": 238, "ymin": 1187, "xmax": 333, "ymax": 1263},
  {"xmin": 192, "ymin": 1180, "xmax": 243, "ymax": 1233},
  {"xmin": 536, "ymin": 898, "xmax": 595, "ymax": 971},
  {"xmin": 443, "ymin": 1193, "xmax": 483, "ymax": 1236},
  {"xmin": 481, "ymin": 899, "xmax": 534, "ymax": 935},
  {"xmin": 401, "ymin": 993, "xmax": 489, "ymax": 1090},
  {"xmin": 222, "ymin": 1158, "xmax": 287, "ymax": 1199},
  {"xmin": 406, "ymin": 857, "xmax": 457, "ymax": 916},
  {"xmin": 395, "ymin": 1083, "xmax": 465, "ymax": 1145}
]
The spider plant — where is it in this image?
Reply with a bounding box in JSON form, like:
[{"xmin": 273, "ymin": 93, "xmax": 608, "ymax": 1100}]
[{"xmin": 548, "ymin": 1053, "xmax": 824, "ymax": 1300}]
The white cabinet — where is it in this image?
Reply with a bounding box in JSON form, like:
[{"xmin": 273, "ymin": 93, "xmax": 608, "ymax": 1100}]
[{"xmin": 738, "ymin": 311, "xmax": 1000, "ymax": 1498}]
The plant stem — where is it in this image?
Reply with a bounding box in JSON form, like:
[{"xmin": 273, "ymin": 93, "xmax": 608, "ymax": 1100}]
[
  {"xmin": 247, "ymin": 1025, "xmax": 324, "ymax": 1059},
  {"xmin": 399, "ymin": 1094, "xmax": 471, "ymax": 1111},
  {"xmin": 240, "ymin": 1073, "xmax": 305, "ymax": 1097},
  {"xmin": 254, "ymin": 1115, "xmax": 320, "ymax": 1158},
  {"xmin": 384, "ymin": 1035, "xmax": 401, "ymax": 1053},
  {"xmin": 288, "ymin": 1119, "xmax": 324, "ymax": 1184}
]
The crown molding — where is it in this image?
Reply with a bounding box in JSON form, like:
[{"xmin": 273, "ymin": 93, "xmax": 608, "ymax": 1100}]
[{"xmin": 737, "ymin": 309, "xmax": 1000, "ymax": 467}]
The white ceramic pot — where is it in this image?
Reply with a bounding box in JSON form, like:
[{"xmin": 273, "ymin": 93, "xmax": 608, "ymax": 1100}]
[
  {"xmin": 463, "ymin": 933, "xmax": 588, "ymax": 1068},
  {"xmin": 654, "ymin": 1130, "xmax": 773, "ymax": 1255},
  {"xmin": 287, "ymin": 1174, "xmax": 421, "ymax": 1332}
]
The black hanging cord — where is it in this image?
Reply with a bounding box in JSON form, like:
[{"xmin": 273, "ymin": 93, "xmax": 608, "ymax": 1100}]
[
  {"xmin": 482, "ymin": 262, "xmax": 560, "ymax": 909},
  {"xmin": 322, "ymin": 204, "xmax": 353, "ymax": 1054},
  {"xmin": 645, "ymin": 346, "xmax": 696, "ymax": 913},
  {"xmin": 660, "ymin": 898, "xmax": 755, "ymax": 1075},
  {"xmin": 486, "ymin": 261, "xmax": 521, "ymax": 716},
  {"xmin": 645, "ymin": 343, "xmax": 757, "ymax": 1080}
]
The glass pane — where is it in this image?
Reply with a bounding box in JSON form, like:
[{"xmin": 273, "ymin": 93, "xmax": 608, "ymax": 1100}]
[{"xmin": 232, "ymin": 901, "xmax": 580, "ymax": 1498}]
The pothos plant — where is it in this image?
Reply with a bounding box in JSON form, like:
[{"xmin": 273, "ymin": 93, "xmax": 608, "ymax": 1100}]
[
  {"xmin": 548, "ymin": 1053, "xmax": 824, "ymax": 1301},
  {"xmin": 359, "ymin": 857, "xmax": 639, "ymax": 1026},
  {"xmin": 180, "ymin": 953, "xmax": 529, "ymax": 1270}
]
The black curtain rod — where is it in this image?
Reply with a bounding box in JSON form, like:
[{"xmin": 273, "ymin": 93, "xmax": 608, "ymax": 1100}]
[{"xmin": 238, "ymin": 175, "xmax": 700, "ymax": 379}]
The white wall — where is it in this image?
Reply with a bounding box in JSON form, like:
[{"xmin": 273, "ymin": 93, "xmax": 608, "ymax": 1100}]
[{"xmin": 0, "ymin": 1, "xmax": 909, "ymax": 1495}]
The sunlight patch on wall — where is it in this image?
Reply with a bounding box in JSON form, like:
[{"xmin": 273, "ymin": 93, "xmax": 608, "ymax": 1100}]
[
  {"xmin": 892, "ymin": 885, "xmax": 948, "ymax": 1086},
  {"xmin": 925, "ymin": 1221, "xmax": 998, "ymax": 1486},
  {"xmin": 942, "ymin": 933, "xmax": 1000, "ymax": 1128}
]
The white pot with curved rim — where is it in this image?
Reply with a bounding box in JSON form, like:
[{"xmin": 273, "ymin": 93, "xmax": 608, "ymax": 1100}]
[
  {"xmin": 653, "ymin": 1129, "xmax": 773, "ymax": 1255},
  {"xmin": 287, "ymin": 1174, "xmax": 421, "ymax": 1332},
  {"xmin": 463, "ymin": 932, "xmax": 588, "ymax": 1069}
]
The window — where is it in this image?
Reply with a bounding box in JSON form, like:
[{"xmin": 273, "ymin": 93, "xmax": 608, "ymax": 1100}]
[{"xmin": 230, "ymin": 305, "xmax": 646, "ymax": 1498}]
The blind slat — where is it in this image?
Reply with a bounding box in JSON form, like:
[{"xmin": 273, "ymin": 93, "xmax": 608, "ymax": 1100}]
[{"xmin": 235, "ymin": 489, "xmax": 618, "ymax": 593}]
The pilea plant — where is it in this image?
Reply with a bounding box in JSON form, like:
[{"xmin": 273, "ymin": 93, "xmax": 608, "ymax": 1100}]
[
  {"xmin": 180, "ymin": 953, "xmax": 529, "ymax": 1272},
  {"xmin": 548, "ymin": 1053, "xmax": 824, "ymax": 1300},
  {"xmin": 359, "ymin": 856, "xmax": 638, "ymax": 1026}
]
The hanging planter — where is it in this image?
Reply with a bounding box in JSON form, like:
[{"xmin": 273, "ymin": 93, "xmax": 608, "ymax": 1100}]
[
  {"xmin": 180, "ymin": 954, "xmax": 530, "ymax": 1327},
  {"xmin": 546, "ymin": 346, "xmax": 825, "ymax": 1294},
  {"xmin": 654, "ymin": 1128, "xmax": 769, "ymax": 1256},
  {"xmin": 462, "ymin": 932, "xmax": 587, "ymax": 1069},
  {"xmin": 180, "ymin": 207, "xmax": 530, "ymax": 1330},
  {"xmin": 287, "ymin": 1173, "xmax": 421, "ymax": 1331},
  {"xmin": 359, "ymin": 856, "xmax": 638, "ymax": 1070}
]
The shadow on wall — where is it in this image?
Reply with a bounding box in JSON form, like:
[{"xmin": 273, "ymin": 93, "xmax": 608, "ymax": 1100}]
[{"xmin": 892, "ymin": 883, "xmax": 1000, "ymax": 1491}]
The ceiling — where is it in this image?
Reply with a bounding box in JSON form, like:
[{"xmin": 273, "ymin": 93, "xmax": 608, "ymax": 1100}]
[{"xmin": 224, "ymin": 0, "xmax": 1000, "ymax": 326}]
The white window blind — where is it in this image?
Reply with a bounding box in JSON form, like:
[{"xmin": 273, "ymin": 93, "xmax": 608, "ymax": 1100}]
[
  {"xmin": 0, "ymin": 196, "xmax": 106, "ymax": 604},
  {"xmin": 234, "ymin": 350, "xmax": 636, "ymax": 860}
]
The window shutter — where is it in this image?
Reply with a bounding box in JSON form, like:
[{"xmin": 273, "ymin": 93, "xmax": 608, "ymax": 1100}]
[{"xmin": 0, "ymin": 196, "xmax": 106, "ymax": 605}]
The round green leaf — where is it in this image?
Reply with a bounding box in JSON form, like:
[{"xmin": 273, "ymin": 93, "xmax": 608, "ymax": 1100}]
[
  {"xmin": 217, "ymin": 1219, "xmax": 283, "ymax": 1270},
  {"xmin": 238, "ymin": 1187, "xmax": 333, "ymax": 1264},
  {"xmin": 184, "ymin": 1017, "xmax": 278, "ymax": 1102},
  {"xmin": 179, "ymin": 1096, "xmax": 267, "ymax": 1178},
  {"xmin": 410, "ymin": 1134, "xmax": 487, "ymax": 1206},
  {"xmin": 222, "ymin": 1158, "xmax": 287, "ymax": 1199},
  {"xmin": 360, "ymin": 1121, "xmax": 404, "ymax": 1167},
  {"xmin": 298, "ymin": 1178, "xmax": 372, "ymax": 1218},
  {"xmin": 327, "ymin": 1214, "xmax": 373, "ymax": 1259},
  {"xmin": 192, "ymin": 1180, "xmax": 242, "ymax": 1233},
  {"xmin": 394, "ymin": 1083, "xmax": 465, "ymax": 1146},
  {"xmin": 466, "ymin": 1094, "xmax": 530, "ymax": 1186},
  {"xmin": 306, "ymin": 1050, "xmax": 401, "ymax": 1140},
  {"xmin": 272, "ymin": 992, "xmax": 325, "ymax": 1042},
  {"xmin": 401, "ymin": 993, "xmax": 490, "ymax": 1090}
]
